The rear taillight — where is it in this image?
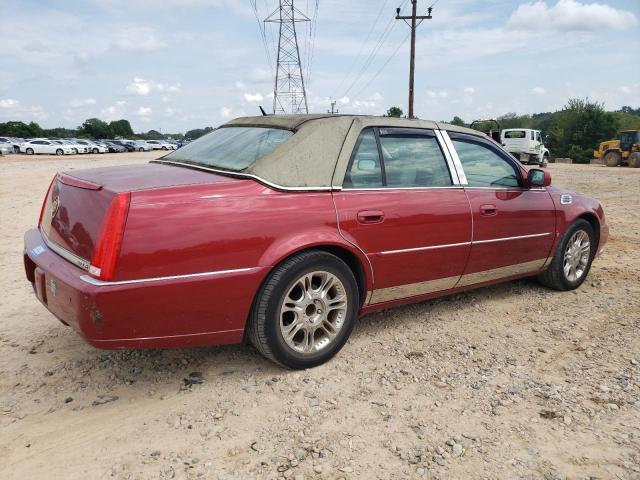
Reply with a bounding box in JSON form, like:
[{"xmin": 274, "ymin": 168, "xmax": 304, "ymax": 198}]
[
  {"xmin": 89, "ymin": 193, "xmax": 131, "ymax": 281},
  {"xmin": 38, "ymin": 175, "xmax": 57, "ymax": 227}
]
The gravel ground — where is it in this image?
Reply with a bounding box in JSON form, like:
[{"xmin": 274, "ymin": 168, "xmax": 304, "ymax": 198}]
[{"xmin": 0, "ymin": 154, "xmax": 638, "ymax": 480}]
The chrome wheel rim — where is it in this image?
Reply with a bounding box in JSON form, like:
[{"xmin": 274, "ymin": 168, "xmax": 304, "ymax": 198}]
[
  {"xmin": 563, "ymin": 230, "xmax": 590, "ymax": 282},
  {"xmin": 279, "ymin": 271, "xmax": 348, "ymax": 355}
]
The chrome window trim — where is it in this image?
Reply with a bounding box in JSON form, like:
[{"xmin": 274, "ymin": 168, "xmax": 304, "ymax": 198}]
[
  {"xmin": 434, "ymin": 129, "xmax": 461, "ymax": 185},
  {"xmin": 41, "ymin": 230, "xmax": 91, "ymax": 271},
  {"xmin": 80, "ymin": 267, "xmax": 261, "ymax": 287},
  {"xmin": 439, "ymin": 131, "xmax": 468, "ymax": 185},
  {"xmin": 152, "ymin": 160, "xmax": 340, "ymax": 192},
  {"xmin": 340, "ymin": 186, "xmax": 464, "ymax": 192}
]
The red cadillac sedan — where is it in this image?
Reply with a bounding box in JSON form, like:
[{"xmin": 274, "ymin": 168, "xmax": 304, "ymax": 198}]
[{"xmin": 24, "ymin": 115, "xmax": 608, "ymax": 369}]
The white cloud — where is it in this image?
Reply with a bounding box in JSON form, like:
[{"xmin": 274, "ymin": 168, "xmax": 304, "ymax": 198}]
[
  {"xmin": 426, "ymin": 90, "xmax": 449, "ymax": 99},
  {"xmin": 136, "ymin": 106, "xmax": 153, "ymax": 116},
  {"xmin": 220, "ymin": 106, "xmax": 232, "ymax": 118},
  {"xmin": 338, "ymin": 96, "xmax": 350, "ymax": 105},
  {"xmin": 243, "ymin": 92, "xmax": 264, "ymax": 102},
  {"xmin": 126, "ymin": 78, "xmax": 181, "ymax": 96},
  {"xmin": 509, "ymin": 0, "xmax": 638, "ymax": 32},
  {"xmin": 531, "ymin": 86, "xmax": 547, "ymax": 95},
  {"xmin": 67, "ymin": 98, "xmax": 96, "ymax": 108},
  {"xmin": 100, "ymin": 100, "xmax": 127, "ymax": 121},
  {"xmin": 0, "ymin": 98, "xmax": 20, "ymax": 109},
  {"xmin": 112, "ymin": 27, "xmax": 167, "ymax": 53},
  {"xmin": 464, "ymin": 87, "xmax": 475, "ymax": 94}
]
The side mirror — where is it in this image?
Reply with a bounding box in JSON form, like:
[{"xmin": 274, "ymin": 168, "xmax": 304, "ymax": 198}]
[{"xmin": 528, "ymin": 168, "xmax": 551, "ymax": 187}]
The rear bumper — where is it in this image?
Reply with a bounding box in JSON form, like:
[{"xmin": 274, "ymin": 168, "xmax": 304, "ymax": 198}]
[{"xmin": 24, "ymin": 228, "xmax": 267, "ymax": 349}]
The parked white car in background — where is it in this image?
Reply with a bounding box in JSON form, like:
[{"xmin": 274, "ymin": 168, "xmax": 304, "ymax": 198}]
[
  {"xmin": 501, "ymin": 128, "xmax": 550, "ymax": 167},
  {"xmin": 74, "ymin": 139, "xmax": 108, "ymax": 154},
  {"xmin": 0, "ymin": 137, "xmax": 14, "ymax": 155},
  {"xmin": 20, "ymin": 140, "xmax": 75, "ymax": 155},
  {"xmin": 127, "ymin": 140, "xmax": 152, "ymax": 152},
  {"xmin": 145, "ymin": 140, "xmax": 176, "ymax": 150}
]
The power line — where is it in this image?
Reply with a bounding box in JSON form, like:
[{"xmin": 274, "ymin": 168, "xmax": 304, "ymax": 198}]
[
  {"xmin": 330, "ymin": 0, "xmax": 391, "ymax": 99},
  {"xmin": 250, "ymin": 0, "xmax": 275, "ymax": 75},
  {"xmin": 352, "ymin": 31, "xmax": 411, "ymax": 101},
  {"xmin": 340, "ymin": 0, "xmax": 410, "ymax": 100}
]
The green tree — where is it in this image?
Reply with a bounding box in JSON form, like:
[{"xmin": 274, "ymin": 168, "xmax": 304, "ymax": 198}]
[
  {"xmin": 450, "ymin": 116, "xmax": 467, "ymax": 127},
  {"xmin": 184, "ymin": 127, "xmax": 213, "ymax": 140},
  {"xmin": 80, "ymin": 118, "xmax": 114, "ymax": 139},
  {"xmin": 548, "ymin": 98, "xmax": 620, "ymax": 163},
  {"xmin": 0, "ymin": 121, "xmax": 44, "ymax": 138},
  {"xmin": 385, "ymin": 106, "xmax": 403, "ymax": 118},
  {"xmin": 144, "ymin": 129, "xmax": 165, "ymax": 140},
  {"xmin": 109, "ymin": 119, "xmax": 134, "ymax": 138}
]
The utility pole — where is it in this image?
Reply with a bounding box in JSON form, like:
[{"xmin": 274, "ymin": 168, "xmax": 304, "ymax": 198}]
[
  {"xmin": 396, "ymin": 1, "xmax": 432, "ymax": 119},
  {"xmin": 266, "ymin": 1, "xmax": 310, "ymax": 114},
  {"xmin": 328, "ymin": 100, "xmax": 339, "ymax": 114}
]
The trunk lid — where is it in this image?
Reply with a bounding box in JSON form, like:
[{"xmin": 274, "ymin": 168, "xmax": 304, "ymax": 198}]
[{"xmin": 40, "ymin": 162, "xmax": 237, "ymax": 266}]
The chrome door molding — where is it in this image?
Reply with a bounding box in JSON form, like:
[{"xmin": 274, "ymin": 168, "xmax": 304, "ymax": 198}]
[{"xmin": 369, "ymin": 258, "xmax": 547, "ymax": 304}]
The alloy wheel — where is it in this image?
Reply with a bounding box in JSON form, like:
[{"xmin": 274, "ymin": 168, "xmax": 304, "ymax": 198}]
[
  {"xmin": 279, "ymin": 271, "xmax": 348, "ymax": 355},
  {"xmin": 563, "ymin": 230, "xmax": 590, "ymax": 282}
]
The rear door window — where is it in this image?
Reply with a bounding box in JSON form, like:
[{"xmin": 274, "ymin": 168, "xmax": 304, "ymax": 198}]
[
  {"xmin": 378, "ymin": 129, "xmax": 452, "ymax": 187},
  {"xmin": 344, "ymin": 128, "xmax": 453, "ymax": 188}
]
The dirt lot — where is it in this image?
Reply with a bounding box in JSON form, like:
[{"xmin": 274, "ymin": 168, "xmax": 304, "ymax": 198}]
[{"xmin": 0, "ymin": 154, "xmax": 638, "ymax": 480}]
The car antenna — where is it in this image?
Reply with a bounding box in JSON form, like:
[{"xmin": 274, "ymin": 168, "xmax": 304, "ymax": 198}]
[{"xmin": 259, "ymin": 105, "xmax": 268, "ymax": 116}]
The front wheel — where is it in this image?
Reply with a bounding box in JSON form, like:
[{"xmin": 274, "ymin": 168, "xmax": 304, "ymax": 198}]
[
  {"xmin": 247, "ymin": 251, "xmax": 359, "ymax": 369},
  {"xmin": 603, "ymin": 151, "xmax": 621, "ymax": 167},
  {"xmin": 541, "ymin": 154, "xmax": 549, "ymax": 168},
  {"xmin": 56, "ymin": 149, "xmax": 63, "ymax": 156},
  {"xmin": 538, "ymin": 219, "xmax": 596, "ymax": 291},
  {"xmin": 26, "ymin": 148, "xmax": 34, "ymax": 155},
  {"xmin": 139, "ymin": 147, "xmax": 144, "ymax": 152}
]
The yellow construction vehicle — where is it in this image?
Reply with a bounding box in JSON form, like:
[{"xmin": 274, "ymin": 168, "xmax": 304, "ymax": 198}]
[{"xmin": 594, "ymin": 130, "xmax": 640, "ymax": 167}]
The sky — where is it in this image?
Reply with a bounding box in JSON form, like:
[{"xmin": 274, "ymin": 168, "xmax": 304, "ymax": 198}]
[{"xmin": 1, "ymin": 0, "xmax": 639, "ymax": 133}]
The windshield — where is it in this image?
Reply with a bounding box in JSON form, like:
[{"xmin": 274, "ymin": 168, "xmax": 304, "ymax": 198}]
[
  {"xmin": 164, "ymin": 126, "xmax": 294, "ymax": 171},
  {"xmin": 504, "ymin": 130, "xmax": 526, "ymax": 139}
]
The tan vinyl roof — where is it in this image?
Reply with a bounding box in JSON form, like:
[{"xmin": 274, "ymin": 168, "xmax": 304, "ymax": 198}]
[{"xmin": 220, "ymin": 115, "xmax": 485, "ymax": 189}]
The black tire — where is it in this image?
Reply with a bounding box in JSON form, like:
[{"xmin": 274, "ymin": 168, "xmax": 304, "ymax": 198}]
[
  {"xmin": 537, "ymin": 219, "xmax": 596, "ymax": 291},
  {"xmin": 92, "ymin": 148, "xmax": 98, "ymax": 154},
  {"xmin": 55, "ymin": 149, "xmax": 63, "ymax": 156},
  {"xmin": 628, "ymin": 152, "xmax": 640, "ymax": 168},
  {"xmin": 139, "ymin": 147, "xmax": 144, "ymax": 152},
  {"xmin": 247, "ymin": 250, "xmax": 359, "ymax": 369},
  {"xmin": 603, "ymin": 150, "xmax": 621, "ymax": 167},
  {"xmin": 26, "ymin": 148, "xmax": 34, "ymax": 155},
  {"xmin": 161, "ymin": 146, "xmax": 167, "ymax": 150},
  {"xmin": 542, "ymin": 154, "xmax": 549, "ymax": 168}
]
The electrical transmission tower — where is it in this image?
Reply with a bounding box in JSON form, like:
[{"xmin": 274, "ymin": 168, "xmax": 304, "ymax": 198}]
[{"xmin": 266, "ymin": 1, "xmax": 310, "ymax": 114}]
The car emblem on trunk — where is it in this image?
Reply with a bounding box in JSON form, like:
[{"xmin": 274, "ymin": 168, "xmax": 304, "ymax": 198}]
[{"xmin": 51, "ymin": 195, "xmax": 60, "ymax": 218}]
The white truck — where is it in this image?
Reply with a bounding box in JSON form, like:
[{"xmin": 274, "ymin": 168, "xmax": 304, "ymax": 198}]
[{"xmin": 501, "ymin": 129, "xmax": 549, "ymax": 168}]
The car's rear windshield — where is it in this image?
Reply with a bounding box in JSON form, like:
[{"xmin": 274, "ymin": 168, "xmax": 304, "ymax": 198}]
[
  {"xmin": 164, "ymin": 126, "xmax": 293, "ymax": 171},
  {"xmin": 504, "ymin": 130, "xmax": 526, "ymax": 139}
]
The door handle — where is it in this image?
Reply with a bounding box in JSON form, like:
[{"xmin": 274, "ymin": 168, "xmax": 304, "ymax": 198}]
[
  {"xmin": 480, "ymin": 204, "xmax": 498, "ymax": 217},
  {"xmin": 357, "ymin": 210, "xmax": 385, "ymax": 224}
]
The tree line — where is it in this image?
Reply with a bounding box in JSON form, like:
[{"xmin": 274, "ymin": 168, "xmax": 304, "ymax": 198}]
[{"xmin": 387, "ymin": 100, "xmax": 640, "ymax": 164}]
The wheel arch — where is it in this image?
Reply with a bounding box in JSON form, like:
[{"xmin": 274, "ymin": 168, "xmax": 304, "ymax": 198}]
[
  {"xmin": 577, "ymin": 212, "xmax": 600, "ymax": 252},
  {"xmin": 259, "ymin": 241, "xmax": 371, "ymax": 306}
]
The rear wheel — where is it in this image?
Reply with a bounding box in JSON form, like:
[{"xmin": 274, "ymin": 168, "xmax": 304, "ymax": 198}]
[
  {"xmin": 26, "ymin": 148, "xmax": 34, "ymax": 155},
  {"xmin": 247, "ymin": 251, "xmax": 359, "ymax": 369},
  {"xmin": 92, "ymin": 148, "xmax": 98, "ymax": 154},
  {"xmin": 603, "ymin": 150, "xmax": 621, "ymax": 167},
  {"xmin": 55, "ymin": 149, "xmax": 63, "ymax": 156},
  {"xmin": 538, "ymin": 219, "xmax": 595, "ymax": 291},
  {"xmin": 628, "ymin": 152, "xmax": 640, "ymax": 168}
]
